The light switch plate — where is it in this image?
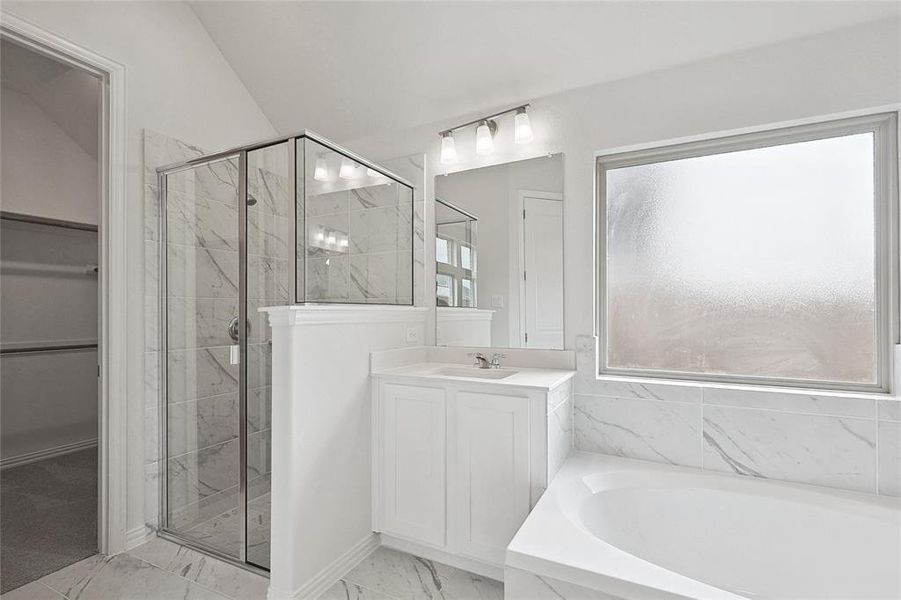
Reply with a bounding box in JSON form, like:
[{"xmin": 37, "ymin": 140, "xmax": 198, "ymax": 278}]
[{"xmin": 491, "ymin": 295, "xmax": 504, "ymax": 308}]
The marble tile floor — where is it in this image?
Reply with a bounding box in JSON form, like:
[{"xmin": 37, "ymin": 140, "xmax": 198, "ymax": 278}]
[
  {"xmin": 177, "ymin": 493, "xmax": 271, "ymax": 568},
  {"xmin": 1, "ymin": 540, "xmax": 503, "ymax": 600}
]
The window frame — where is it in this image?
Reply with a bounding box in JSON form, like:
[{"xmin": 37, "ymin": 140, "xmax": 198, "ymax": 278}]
[{"xmin": 596, "ymin": 112, "xmax": 899, "ymax": 393}]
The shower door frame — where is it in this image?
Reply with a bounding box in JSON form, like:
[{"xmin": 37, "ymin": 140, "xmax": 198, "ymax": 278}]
[
  {"xmin": 157, "ymin": 131, "xmax": 414, "ymax": 574},
  {"xmin": 157, "ymin": 151, "xmax": 264, "ymax": 573}
]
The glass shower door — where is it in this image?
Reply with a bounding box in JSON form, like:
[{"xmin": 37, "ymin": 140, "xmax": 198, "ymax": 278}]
[{"xmin": 163, "ymin": 156, "xmax": 244, "ymax": 559}]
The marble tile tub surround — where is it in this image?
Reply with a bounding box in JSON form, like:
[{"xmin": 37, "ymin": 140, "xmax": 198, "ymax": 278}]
[{"xmin": 573, "ymin": 335, "xmax": 901, "ymax": 496}]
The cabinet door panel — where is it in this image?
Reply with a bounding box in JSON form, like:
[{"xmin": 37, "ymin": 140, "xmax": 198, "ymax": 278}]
[
  {"xmin": 453, "ymin": 391, "xmax": 530, "ymax": 564},
  {"xmin": 380, "ymin": 383, "xmax": 446, "ymax": 546}
]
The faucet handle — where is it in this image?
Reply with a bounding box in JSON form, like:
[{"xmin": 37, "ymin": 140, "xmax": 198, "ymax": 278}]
[{"xmin": 490, "ymin": 353, "xmax": 507, "ymax": 368}]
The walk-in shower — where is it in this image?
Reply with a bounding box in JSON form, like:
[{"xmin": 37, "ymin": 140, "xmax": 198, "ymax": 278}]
[{"xmin": 156, "ymin": 132, "xmax": 414, "ymax": 572}]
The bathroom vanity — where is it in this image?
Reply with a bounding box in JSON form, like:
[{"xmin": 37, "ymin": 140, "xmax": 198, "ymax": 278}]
[{"xmin": 370, "ymin": 348, "xmax": 575, "ymax": 579}]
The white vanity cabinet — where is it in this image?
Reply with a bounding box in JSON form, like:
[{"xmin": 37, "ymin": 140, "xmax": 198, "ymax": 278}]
[
  {"xmin": 450, "ymin": 391, "xmax": 531, "ymax": 564},
  {"xmin": 378, "ymin": 383, "xmax": 447, "ymax": 547},
  {"xmin": 371, "ymin": 367, "xmax": 574, "ymax": 578}
]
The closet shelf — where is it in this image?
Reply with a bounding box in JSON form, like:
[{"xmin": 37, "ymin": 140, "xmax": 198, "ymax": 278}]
[
  {"xmin": 0, "ymin": 340, "xmax": 98, "ymax": 355},
  {"xmin": 0, "ymin": 211, "xmax": 98, "ymax": 232},
  {"xmin": 0, "ymin": 261, "xmax": 98, "ymax": 276}
]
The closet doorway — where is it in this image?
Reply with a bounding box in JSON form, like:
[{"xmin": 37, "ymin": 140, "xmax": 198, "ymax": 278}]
[{"xmin": 0, "ymin": 36, "xmax": 103, "ymax": 592}]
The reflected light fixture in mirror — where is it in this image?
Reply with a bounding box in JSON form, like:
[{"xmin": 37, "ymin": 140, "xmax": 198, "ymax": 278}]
[
  {"xmin": 339, "ymin": 157, "xmax": 357, "ymax": 179},
  {"xmin": 441, "ymin": 131, "xmax": 457, "ymax": 165},
  {"xmin": 314, "ymin": 156, "xmax": 329, "ymax": 181},
  {"xmin": 475, "ymin": 120, "xmax": 494, "ymax": 155},
  {"xmin": 514, "ymin": 107, "xmax": 533, "ymax": 144}
]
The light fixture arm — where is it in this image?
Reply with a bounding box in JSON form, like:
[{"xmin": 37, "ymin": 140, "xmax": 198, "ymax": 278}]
[{"xmin": 439, "ymin": 103, "xmax": 530, "ymax": 137}]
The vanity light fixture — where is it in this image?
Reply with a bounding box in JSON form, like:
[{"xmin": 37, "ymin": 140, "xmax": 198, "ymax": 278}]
[
  {"xmin": 438, "ymin": 103, "xmax": 531, "ymax": 160},
  {"xmin": 313, "ymin": 156, "xmax": 329, "ymax": 181},
  {"xmin": 440, "ymin": 131, "xmax": 457, "ymax": 165},
  {"xmin": 514, "ymin": 106, "xmax": 533, "ymax": 144},
  {"xmin": 339, "ymin": 157, "xmax": 357, "ymax": 179}
]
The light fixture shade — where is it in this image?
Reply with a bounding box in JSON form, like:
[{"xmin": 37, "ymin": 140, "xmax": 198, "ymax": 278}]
[
  {"xmin": 440, "ymin": 132, "xmax": 457, "ymax": 164},
  {"xmin": 339, "ymin": 157, "xmax": 357, "ymax": 179},
  {"xmin": 313, "ymin": 157, "xmax": 329, "ymax": 181},
  {"xmin": 514, "ymin": 108, "xmax": 533, "ymax": 144},
  {"xmin": 475, "ymin": 121, "xmax": 494, "ymax": 155}
]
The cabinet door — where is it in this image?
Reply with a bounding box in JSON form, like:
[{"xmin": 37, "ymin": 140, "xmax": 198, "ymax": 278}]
[
  {"xmin": 380, "ymin": 383, "xmax": 446, "ymax": 546},
  {"xmin": 452, "ymin": 391, "xmax": 530, "ymax": 564}
]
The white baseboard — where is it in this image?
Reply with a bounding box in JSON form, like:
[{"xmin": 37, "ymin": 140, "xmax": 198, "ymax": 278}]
[
  {"xmin": 269, "ymin": 533, "xmax": 380, "ymax": 600},
  {"xmin": 380, "ymin": 533, "xmax": 504, "ymax": 582},
  {"xmin": 125, "ymin": 525, "xmax": 154, "ymax": 551},
  {"xmin": 0, "ymin": 438, "xmax": 98, "ymax": 470}
]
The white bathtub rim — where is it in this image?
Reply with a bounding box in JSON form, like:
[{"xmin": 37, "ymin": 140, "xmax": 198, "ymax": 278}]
[
  {"xmin": 506, "ymin": 452, "xmax": 744, "ymax": 599},
  {"xmin": 506, "ymin": 451, "xmax": 900, "ymax": 600}
]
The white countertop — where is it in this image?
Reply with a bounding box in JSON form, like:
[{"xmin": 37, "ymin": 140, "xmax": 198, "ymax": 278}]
[{"xmin": 371, "ymin": 361, "xmax": 575, "ymax": 391}]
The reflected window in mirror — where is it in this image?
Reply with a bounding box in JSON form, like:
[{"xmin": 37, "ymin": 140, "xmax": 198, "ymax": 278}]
[{"xmin": 435, "ymin": 199, "xmax": 477, "ymax": 308}]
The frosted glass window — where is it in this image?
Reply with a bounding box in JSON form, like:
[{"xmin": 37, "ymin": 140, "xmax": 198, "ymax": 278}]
[{"xmin": 600, "ymin": 119, "xmax": 895, "ymax": 390}]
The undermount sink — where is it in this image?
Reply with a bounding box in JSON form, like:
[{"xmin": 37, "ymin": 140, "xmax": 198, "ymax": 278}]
[{"xmin": 435, "ymin": 367, "xmax": 518, "ymax": 380}]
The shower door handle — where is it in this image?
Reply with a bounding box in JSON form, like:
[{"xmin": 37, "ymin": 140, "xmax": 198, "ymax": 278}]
[{"xmin": 227, "ymin": 316, "xmax": 252, "ymax": 342}]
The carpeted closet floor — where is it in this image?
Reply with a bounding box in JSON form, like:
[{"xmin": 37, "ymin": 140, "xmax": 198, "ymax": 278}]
[{"xmin": 0, "ymin": 447, "xmax": 98, "ymax": 593}]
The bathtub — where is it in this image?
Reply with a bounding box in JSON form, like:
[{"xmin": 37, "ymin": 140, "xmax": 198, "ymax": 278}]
[{"xmin": 505, "ymin": 452, "xmax": 901, "ymax": 600}]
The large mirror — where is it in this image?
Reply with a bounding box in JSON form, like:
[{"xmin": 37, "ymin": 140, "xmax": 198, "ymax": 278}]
[{"xmin": 435, "ymin": 154, "xmax": 563, "ymax": 349}]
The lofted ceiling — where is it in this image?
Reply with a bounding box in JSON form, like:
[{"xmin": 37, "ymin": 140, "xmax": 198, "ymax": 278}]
[{"xmin": 190, "ymin": 1, "xmax": 900, "ymax": 143}]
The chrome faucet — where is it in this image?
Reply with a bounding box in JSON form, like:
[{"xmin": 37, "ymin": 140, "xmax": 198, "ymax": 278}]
[
  {"xmin": 468, "ymin": 352, "xmax": 491, "ymax": 369},
  {"xmin": 490, "ymin": 353, "xmax": 507, "ymax": 369}
]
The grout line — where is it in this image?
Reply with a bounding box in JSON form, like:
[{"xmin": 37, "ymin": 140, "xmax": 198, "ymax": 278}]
[
  {"xmin": 129, "ymin": 553, "xmax": 235, "ymax": 600},
  {"xmin": 38, "ymin": 582, "xmax": 68, "ymax": 599},
  {"xmin": 700, "ymin": 389, "xmax": 705, "ymax": 471},
  {"xmin": 875, "ymin": 418, "xmax": 880, "ymax": 495}
]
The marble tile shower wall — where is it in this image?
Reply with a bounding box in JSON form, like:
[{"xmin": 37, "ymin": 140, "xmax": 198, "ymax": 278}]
[
  {"xmin": 573, "ymin": 334, "xmax": 901, "ymax": 496},
  {"xmin": 144, "ymin": 129, "xmax": 208, "ymax": 530},
  {"xmin": 305, "ymin": 184, "xmax": 414, "ymax": 304},
  {"xmin": 378, "ymin": 154, "xmax": 426, "ymax": 307}
]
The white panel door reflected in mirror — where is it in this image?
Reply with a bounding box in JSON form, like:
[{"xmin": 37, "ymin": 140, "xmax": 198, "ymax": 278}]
[{"xmin": 434, "ymin": 154, "xmax": 563, "ymax": 349}]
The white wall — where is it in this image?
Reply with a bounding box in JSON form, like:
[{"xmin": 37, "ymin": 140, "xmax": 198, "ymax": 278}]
[
  {"xmin": 344, "ymin": 17, "xmax": 901, "ymax": 352},
  {"xmin": 2, "ymin": 0, "xmax": 277, "ymax": 539},
  {"xmin": 1, "ymin": 82, "xmax": 99, "ymax": 224},
  {"xmin": 265, "ymin": 306, "xmax": 427, "ymax": 599}
]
